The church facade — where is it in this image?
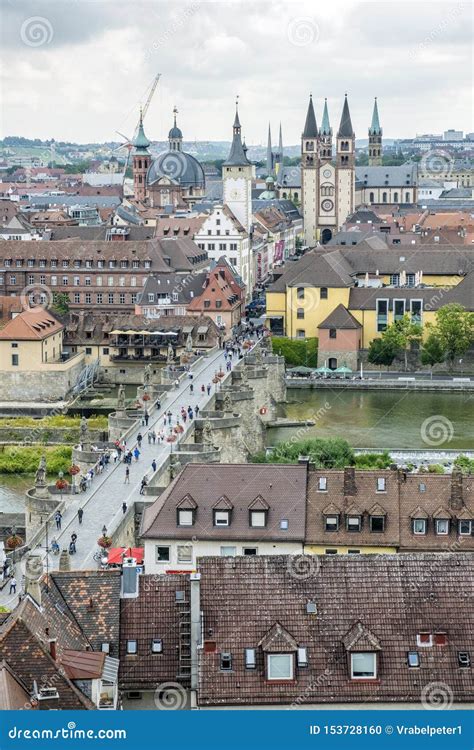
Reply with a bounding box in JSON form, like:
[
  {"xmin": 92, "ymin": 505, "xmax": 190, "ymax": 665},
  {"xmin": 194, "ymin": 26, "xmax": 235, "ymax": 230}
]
[{"xmin": 301, "ymin": 95, "xmax": 356, "ymax": 246}]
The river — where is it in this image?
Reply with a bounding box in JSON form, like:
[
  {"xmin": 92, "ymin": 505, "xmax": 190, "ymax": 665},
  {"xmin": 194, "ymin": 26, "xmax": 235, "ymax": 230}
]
[{"xmin": 267, "ymin": 389, "xmax": 474, "ymax": 450}]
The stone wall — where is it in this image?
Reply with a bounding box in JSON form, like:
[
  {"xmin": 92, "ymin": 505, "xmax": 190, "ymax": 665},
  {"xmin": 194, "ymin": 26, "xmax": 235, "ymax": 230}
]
[{"xmin": 0, "ymin": 357, "xmax": 86, "ymax": 403}]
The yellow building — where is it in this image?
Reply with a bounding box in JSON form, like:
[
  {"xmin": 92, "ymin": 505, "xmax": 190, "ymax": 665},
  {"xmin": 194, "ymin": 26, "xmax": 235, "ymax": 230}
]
[
  {"xmin": 0, "ymin": 306, "xmax": 85, "ymax": 401},
  {"xmin": 266, "ymin": 243, "xmax": 473, "ymax": 365}
]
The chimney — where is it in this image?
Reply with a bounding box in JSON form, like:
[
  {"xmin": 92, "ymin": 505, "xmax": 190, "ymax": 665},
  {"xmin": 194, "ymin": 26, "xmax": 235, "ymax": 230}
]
[
  {"xmin": 121, "ymin": 557, "xmax": 139, "ymax": 598},
  {"xmin": 450, "ymin": 467, "xmax": 463, "ymax": 510},
  {"xmin": 190, "ymin": 573, "xmax": 201, "ymax": 708},
  {"xmin": 48, "ymin": 639, "xmax": 57, "ymax": 661},
  {"xmin": 343, "ymin": 467, "xmax": 357, "ymax": 497}
]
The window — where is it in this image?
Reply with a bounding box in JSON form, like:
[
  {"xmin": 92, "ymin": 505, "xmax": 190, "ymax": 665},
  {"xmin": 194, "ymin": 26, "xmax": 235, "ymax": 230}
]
[
  {"xmin": 458, "ymin": 520, "xmax": 472, "ymax": 536},
  {"xmin": 214, "ymin": 510, "xmax": 230, "ymax": 526},
  {"xmin": 351, "ymin": 652, "xmax": 377, "ymax": 679},
  {"xmin": 280, "ymin": 519, "xmax": 289, "ymax": 530},
  {"xmin": 85, "ymin": 348, "xmax": 92, "ymax": 355},
  {"xmin": 220, "ymin": 546, "xmax": 236, "ymax": 557},
  {"xmin": 177, "ymin": 545, "xmax": 193, "ymax": 563},
  {"xmin": 245, "ymin": 648, "xmax": 256, "ymax": 669},
  {"xmin": 376, "ymin": 299, "xmax": 388, "ymax": 332},
  {"xmin": 296, "ymin": 329, "xmax": 306, "ymax": 339},
  {"xmin": 126, "ymin": 640, "xmax": 138, "ymax": 655},
  {"xmin": 296, "ymin": 307, "xmax": 305, "ymax": 320},
  {"xmin": 410, "ymin": 299, "xmax": 422, "ymax": 324},
  {"xmin": 417, "ymin": 632, "xmax": 432, "ymax": 647},
  {"xmin": 9, "ymin": 275, "xmax": 16, "ymax": 285},
  {"xmin": 320, "ymin": 287, "xmax": 328, "ymax": 299},
  {"xmin": 102, "ymin": 347, "xmax": 109, "ymax": 355},
  {"xmin": 178, "ymin": 509, "xmax": 194, "ymax": 526},
  {"xmin": 97, "ymin": 293, "xmax": 103, "ymax": 304},
  {"xmin": 50, "ymin": 275, "xmax": 57, "ymax": 286},
  {"xmin": 329, "ymin": 328, "xmax": 337, "ymax": 339},
  {"xmin": 74, "ymin": 293, "xmax": 80, "ymax": 304},
  {"xmin": 220, "ymin": 653, "xmax": 232, "ymax": 671},
  {"xmin": 435, "ymin": 519, "xmax": 449, "ymax": 535},
  {"xmin": 62, "ymin": 276, "xmax": 69, "ymax": 285},
  {"xmin": 370, "ymin": 516, "xmax": 385, "ymax": 533},
  {"xmin": 325, "ymin": 549, "xmax": 338, "ymax": 554},
  {"xmin": 317, "ymin": 477, "xmax": 327, "ymax": 492},
  {"xmin": 250, "ymin": 510, "xmax": 266, "ymax": 528},
  {"xmin": 297, "ymin": 647, "xmax": 308, "ymax": 667},
  {"xmin": 325, "ymin": 515, "xmax": 339, "ymax": 532},
  {"xmin": 376, "ymin": 477, "xmax": 386, "ymax": 492},
  {"xmin": 267, "ymin": 653, "xmax": 294, "ymax": 681},
  {"xmin": 108, "ymin": 293, "xmax": 114, "ymax": 304},
  {"xmin": 348, "ymin": 549, "xmax": 360, "ymax": 554},
  {"xmin": 413, "ymin": 518, "xmax": 427, "ymax": 535},
  {"xmin": 458, "ymin": 652, "xmax": 471, "ymax": 667},
  {"xmin": 156, "ymin": 546, "xmax": 170, "ymax": 563},
  {"xmin": 393, "ymin": 299, "xmax": 405, "ymax": 321},
  {"xmin": 297, "ymin": 287, "xmax": 305, "ymax": 300},
  {"xmin": 101, "ymin": 643, "xmax": 110, "ymax": 653},
  {"xmin": 39, "ymin": 275, "xmax": 46, "ymax": 285},
  {"xmin": 11, "ymin": 354, "xmax": 19, "ymax": 367},
  {"xmin": 346, "ymin": 516, "xmax": 361, "ymax": 532},
  {"xmin": 85, "ymin": 277, "xmax": 91, "ymax": 286},
  {"xmin": 85, "ymin": 293, "xmax": 91, "ymax": 304},
  {"xmin": 243, "ymin": 547, "xmax": 258, "ymax": 556},
  {"xmin": 419, "ymin": 483, "xmax": 426, "ymax": 492},
  {"xmin": 119, "ymin": 294, "xmax": 126, "ymax": 305},
  {"xmin": 407, "ymin": 651, "xmax": 420, "ymax": 668}
]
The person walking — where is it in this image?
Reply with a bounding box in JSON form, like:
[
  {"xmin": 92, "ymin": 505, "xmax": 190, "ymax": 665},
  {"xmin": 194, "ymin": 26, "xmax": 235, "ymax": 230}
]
[
  {"xmin": 9, "ymin": 576, "xmax": 16, "ymax": 595},
  {"xmin": 144, "ymin": 411, "xmax": 149, "ymax": 427},
  {"xmin": 201, "ymin": 383, "xmax": 205, "ymax": 394},
  {"xmin": 207, "ymin": 383, "xmax": 211, "ymax": 395},
  {"xmin": 137, "ymin": 433, "xmax": 143, "ymax": 448},
  {"xmin": 54, "ymin": 510, "xmax": 62, "ymax": 530},
  {"xmin": 151, "ymin": 459, "xmax": 157, "ymax": 472},
  {"xmin": 77, "ymin": 507, "xmax": 84, "ymax": 525},
  {"xmin": 69, "ymin": 533, "xmax": 77, "ymax": 555},
  {"xmin": 190, "ymin": 382, "xmax": 194, "ymax": 393},
  {"xmin": 124, "ymin": 466, "xmax": 130, "ymax": 484},
  {"xmin": 140, "ymin": 477, "xmax": 148, "ymax": 495},
  {"xmin": 133, "ymin": 446, "xmax": 140, "ymax": 462},
  {"xmin": 147, "ymin": 432, "xmax": 152, "ymax": 445},
  {"xmin": 195, "ymin": 404, "xmax": 200, "ymax": 417},
  {"xmin": 122, "ymin": 501, "xmax": 127, "ymax": 514},
  {"xmin": 152, "ymin": 430, "xmax": 156, "ymax": 444}
]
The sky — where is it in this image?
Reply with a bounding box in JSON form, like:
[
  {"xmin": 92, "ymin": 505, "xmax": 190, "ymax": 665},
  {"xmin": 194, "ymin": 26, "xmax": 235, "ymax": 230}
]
[{"xmin": 1, "ymin": 0, "xmax": 472, "ymax": 145}]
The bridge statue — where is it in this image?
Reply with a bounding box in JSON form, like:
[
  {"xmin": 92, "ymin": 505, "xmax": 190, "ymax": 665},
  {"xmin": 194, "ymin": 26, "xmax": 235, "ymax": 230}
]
[
  {"xmin": 35, "ymin": 455, "xmax": 47, "ymax": 488},
  {"xmin": 143, "ymin": 364, "xmax": 152, "ymax": 387},
  {"xmin": 202, "ymin": 419, "xmax": 213, "ymax": 446},
  {"xmin": 167, "ymin": 343, "xmax": 174, "ymax": 364},
  {"xmin": 117, "ymin": 384, "xmax": 126, "ymax": 413},
  {"xmin": 80, "ymin": 416, "xmax": 90, "ymax": 451},
  {"xmin": 186, "ymin": 332, "xmax": 193, "ymax": 354},
  {"xmin": 223, "ymin": 392, "xmax": 232, "ymax": 414}
]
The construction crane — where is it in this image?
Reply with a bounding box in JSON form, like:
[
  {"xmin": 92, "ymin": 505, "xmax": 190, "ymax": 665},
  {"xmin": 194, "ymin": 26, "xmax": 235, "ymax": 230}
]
[{"xmin": 142, "ymin": 73, "xmax": 161, "ymax": 121}]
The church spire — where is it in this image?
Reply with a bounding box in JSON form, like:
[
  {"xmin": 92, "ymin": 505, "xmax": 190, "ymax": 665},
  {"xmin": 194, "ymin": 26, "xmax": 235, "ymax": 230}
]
[
  {"xmin": 278, "ymin": 122, "xmax": 283, "ymax": 163},
  {"xmin": 321, "ymin": 98, "xmax": 332, "ymax": 136},
  {"xmin": 368, "ymin": 97, "xmax": 382, "ymax": 166},
  {"xmin": 266, "ymin": 123, "xmax": 273, "ymax": 175},
  {"xmin": 337, "ymin": 94, "xmax": 354, "ymax": 138},
  {"xmin": 223, "ymin": 98, "xmax": 250, "ymax": 166},
  {"xmin": 303, "ymin": 94, "xmax": 318, "ymax": 138},
  {"xmin": 133, "ymin": 107, "xmax": 151, "ymax": 153},
  {"xmin": 168, "ymin": 106, "xmax": 183, "ymax": 151}
]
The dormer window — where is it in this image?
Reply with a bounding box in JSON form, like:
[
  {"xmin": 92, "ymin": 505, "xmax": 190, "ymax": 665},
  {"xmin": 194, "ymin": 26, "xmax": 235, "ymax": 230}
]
[
  {"xmin": 458, "ymin": 520, "xmax": 473, "ymax": 536},
  {"xmin": 214, "ymin": 510, "xmax": 230, "ymax": 526},
  {"xmin": 267, "ymin": 654, "xmax": 294, "ymax": 681},
  {"xmin": 376, "ymin": 477, "xmax": 386, "ymax": 492},
  {"xmin": 370, "ymin": 515, "xmax": 385, "ymax": 533},
  {"xmin": 318, "ymin": 477, "xmax": 327, "ymax": 492},
  {"xmin": 126, "ymin": 640, "xmax": 138, "ymax": 655},
  {"xmin": 245, "ymin": 648, "xmax": 256, "ymax": 669},
  {"xmin": 325, "ymin": 515, "xmax": 339, "ymax": 532},
  {"xmin": 417, "ymin": 632, "xmax": 432, "ymax": 647},
  {"xmin": 458, "ymin": 652, "xmax": 470, "ymax": 667},
  {"xmin": 346, "ymin": 515, "xmax": 362, "ymax": 532},
  {"xmin": 435, "ymin": 519, "xmax": 449, "ymax": 535},
  {"xmin": 297, "ymin": 647, "xmax": 308, "ymax": 667},
  {"xmin": 350, "ymin": 652, "xmax": 377, "ymax": 680},
  {"xmin": 412, "ymin": 518, "xmax": 427, "ymax": 535},
  {"xmin": 220, "ymin": 652, "xmax": 232, "ymax": 671},
  {"xmin": 250, "ymin": 510, "xmax": 267, "ymax": 528},
  {"xmin": 177, "ymin": 509, "xmax": 194, "ymax": 526}
]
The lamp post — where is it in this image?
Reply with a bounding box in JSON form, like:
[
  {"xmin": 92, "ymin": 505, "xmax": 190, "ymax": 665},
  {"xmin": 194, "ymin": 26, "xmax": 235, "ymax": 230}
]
[{"xmin": 102, "ymin": 525, "xmax": 107, "ymax": 538}]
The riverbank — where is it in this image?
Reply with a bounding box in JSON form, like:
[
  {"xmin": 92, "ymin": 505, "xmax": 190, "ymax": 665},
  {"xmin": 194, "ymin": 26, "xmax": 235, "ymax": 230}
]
[{"xmin": 286, "ymin": 377, "xmax": 474, "ymax": 391}]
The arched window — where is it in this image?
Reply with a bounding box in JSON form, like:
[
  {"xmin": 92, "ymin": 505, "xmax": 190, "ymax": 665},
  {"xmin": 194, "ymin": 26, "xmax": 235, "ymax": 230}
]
[
  {"xmin": 306, "ymin": 141, "xmax": 314, "ymax": 151},
  {"xmin": 369, "ymin": 192, "xmax": 375, "ymax": 203},
  {"xmin": 293, "ymin": 192, "xmax": 298, "ymax": 201},
  {"xmin": 382, "ymin": 192, "xmax": 387, "ymax": 203},
  {"xmin": 393, "ymin": 192, "xmax": 399, "ymax": 202},
  {"xmin": 405, "ymin": 192, "xmax": 410, "ymax": 203},
  {"xmin": 282, "ymin": 192, "xmax": 287, "ymax": 199},
  {"xmin": 138, "ymin": 159, "xmax": 142, "ymax": 169}
]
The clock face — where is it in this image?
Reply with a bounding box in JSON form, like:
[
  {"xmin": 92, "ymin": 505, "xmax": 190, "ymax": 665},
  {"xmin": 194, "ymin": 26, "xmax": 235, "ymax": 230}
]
[
  {"xmin": 323, "ymin": 168, "xmax": 332, "ymax": 178},
  {"xmin": 321, "ymin": 198, "xmax": 334, "ymax": 212}
]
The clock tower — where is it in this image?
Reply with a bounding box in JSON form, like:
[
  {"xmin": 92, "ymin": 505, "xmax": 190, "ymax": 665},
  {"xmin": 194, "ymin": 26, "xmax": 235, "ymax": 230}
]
[{"xmin": 222, "ymin": 100, "xmax": 253, "ymax": 233}]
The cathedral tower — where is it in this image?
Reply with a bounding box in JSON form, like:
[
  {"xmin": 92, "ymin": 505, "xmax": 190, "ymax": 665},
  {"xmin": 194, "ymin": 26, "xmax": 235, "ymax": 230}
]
[
  {"xmin": 168, "ymin": 106, "xmax": 183, "ymax": 152},
  {"xmin": 301, "ymin": 95, "xmax": 319, "ymax": 245},
  {"xmin": 368, "ymin": 97, "xmax": 382, "ymax": 166},
  {"xmin": 319, "ymin": 99, "xmax": 332, "ymax": 162},
  {"xmin": 132, "ymin": 109, "xmax": 151, "ymax": 203},
  {"xmin": 336, "ymin": 94, "xmax": 355, "ymax": 229}
]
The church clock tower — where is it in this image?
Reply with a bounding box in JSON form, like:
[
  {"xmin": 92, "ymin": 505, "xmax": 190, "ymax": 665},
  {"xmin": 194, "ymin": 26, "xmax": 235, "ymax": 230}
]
[
  {"xmin": 335, "ymin": 94, "xmax": 355, "ymax": 230},
  {"xmin": 222, "ymin": 100, "xmax": 253, "ymax": 233}
]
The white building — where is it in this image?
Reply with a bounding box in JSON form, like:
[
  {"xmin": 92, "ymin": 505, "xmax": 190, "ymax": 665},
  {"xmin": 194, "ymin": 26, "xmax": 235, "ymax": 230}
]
[{"xmin": 194, "ymin": 204, "xmax": 251, "ymax": 293}]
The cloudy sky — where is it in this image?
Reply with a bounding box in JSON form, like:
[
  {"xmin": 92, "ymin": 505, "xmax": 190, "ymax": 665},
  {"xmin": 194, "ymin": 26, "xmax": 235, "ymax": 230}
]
[{"xmin": 1, "ymin": 0, "xmax": 472, "ymax": 144}]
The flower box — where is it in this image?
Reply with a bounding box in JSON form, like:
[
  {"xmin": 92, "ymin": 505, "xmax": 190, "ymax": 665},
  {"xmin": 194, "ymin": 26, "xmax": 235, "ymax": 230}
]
[
  {"xmin": 6, "ymin": 534, "xmax": 23, "ymax": 550},
  {"xmin": 97, "ymin": 536, "xmax": 112, "ymax": 549}
]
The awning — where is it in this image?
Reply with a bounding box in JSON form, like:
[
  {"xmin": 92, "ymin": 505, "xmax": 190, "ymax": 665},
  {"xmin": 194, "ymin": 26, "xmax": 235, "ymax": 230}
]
[
  {"xmin": 197, "ymin": 325, "xmax": 208, "ymax": 334},
  {"xmin": 107, "ymin": 547, "xmax": 144, "ymax": 565},
  {"xmin": 110, "ymin": 330, "xmax": 124, "ymax": 335},
  {"xmin": 102, "ymin": 656, "xmax": 120, "ymax": 683}
]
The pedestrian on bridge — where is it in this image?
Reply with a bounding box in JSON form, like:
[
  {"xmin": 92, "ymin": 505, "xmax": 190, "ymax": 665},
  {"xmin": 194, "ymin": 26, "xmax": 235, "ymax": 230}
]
[
  {"xmin": 9, "ymin": 576, "xmax": 16, "ymax": 595},
  {"xmin": 140, "ymin": 477, "xmax": 148, "ymax": 495},
  {"xmin": 201, "ymin": 384, "xmax": 205, "ymax": 394},
  {"xmin": 137, "ymin": 433, "xmax": 143, "ymax": 448},
  {"xmin": 122, "ymin": 502, "xmax": 127, "ymax": 514},
  {"xmin": 207, "ymin": 383, "xmax": 211, "ymax": 395},
  {"xmin": 147, "ymin": 432, "xmax": 152, "ymax": 445},
  {"xmin": 55, "ymin": 510, "xmax": 62, "ymax": 530},
  {"xmin": 144, "ymin": 411, "xmax": 149, "ymax": 427},
  {"xmin": 190, "ymin": 382, "xmax": 194, "ymax": 394},
  {"xmin": 124, "ymin": 467, "xmax": 130, "ymax": 484},
  {"xmin": 151, "ymin": 430, "xmax": 156, "ymax": 444},
  {"xmin": 195, "ymin": 404, "xmax": 200, "ymax": 417},
  {"xmin": 78, "ymin": 508, "xmax": 84, "ymax": 524},
  {"xmin": 151, "ymin": 459, "xmax": 157, "ymax": 472},
  {"xmin": 133, "ymin": 447, "xmax": 140, "ymax": 461}
]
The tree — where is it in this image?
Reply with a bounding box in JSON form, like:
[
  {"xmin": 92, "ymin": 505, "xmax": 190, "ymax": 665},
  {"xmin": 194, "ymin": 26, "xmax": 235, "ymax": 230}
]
[
  {"xmin": 428, "ymin": 303, "xmax": 474, "ymax": 369},
  {"xmin": 367, "ymin": 337, "xmax": 398, "ymax": 369},
  {"xmin": 421, "ymin": 333, "xmax": 446, "ymax": 376},
  {"xmin": 389, "ymin": 315, "xmax": 423, "ymax": 371},
  {"xmin": 254, "ymin": 437, "xmax": 355, "ymax": 468},
  {"xmin": 51, "ymin": 292, "xmax": 70, "ymax": 316}
]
